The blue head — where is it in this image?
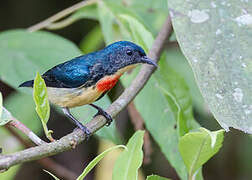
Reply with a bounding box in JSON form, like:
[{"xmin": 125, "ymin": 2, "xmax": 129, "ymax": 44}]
[{"xmin": 102, "ymin": 41, "xmax": 157, "ymax": 71}]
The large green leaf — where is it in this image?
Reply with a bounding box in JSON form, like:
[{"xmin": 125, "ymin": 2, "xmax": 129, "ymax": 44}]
[
  {"xmin": 112, "ymin": 131, "xmax": 144, "ymax": 180},
  {"xmin": 97, "ymin": 1, "xmax": 129, "ymax": 44},
  {"xmin": 156, "ymin": 56, "xmax": 200, "ymax": 137},
  {"xmin": 104, "ymin": 0, "xmax": 168, "ymax": 35},
  {"xmin": 118, "ymin": 14, "xmax": 201, "ymax": 180},
  {"xmin": 0, "ymin": 30, "xmax": 81, "ymax": 91},
  {"xmin": 33, "ymin": 72, "xmax": 52, "ymax": 140},
  {"xmin": 168, "ymin": 0, "xmax": 252, "ymax": 133},
  {"xmin": 121, "ymin": 0, "xmax": 168, "ymax": 34},
  {"xmin": 164, "ymin": 45, "xmax": 205, "ymax": 118},
  {"xmin": 0, "ymin": 30, "xmax": 120, "ymax": 143},
  {"xmin": 79, "ymin": 25, "xmax": 103, "ymax": 54},
  {"xmin": 179, "ymin": 128, "xmax": 224, "ymax": 179}
]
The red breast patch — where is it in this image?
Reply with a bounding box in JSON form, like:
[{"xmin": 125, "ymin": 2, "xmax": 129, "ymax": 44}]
[{"xmin": 96, "ymin": 75, "xmax": 121, "ymax": 92}]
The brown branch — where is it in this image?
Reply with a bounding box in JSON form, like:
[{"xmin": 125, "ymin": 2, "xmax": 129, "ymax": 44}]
[
  {"xmin": 5, "ymin": 126, "xmax": 78, "ymax": 180},
  {"xmin": 0, "ymin": 16, "xmax": 172, "ymax": 171}
]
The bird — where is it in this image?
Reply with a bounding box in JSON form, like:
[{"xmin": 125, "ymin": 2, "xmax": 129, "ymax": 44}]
[{"xmin": 19, "ymin": 41, "xmax": 157, "ymax": 137}]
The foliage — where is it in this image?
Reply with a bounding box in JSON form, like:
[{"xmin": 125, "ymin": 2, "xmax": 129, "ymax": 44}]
[
  {"xmin": 77, "ymin": 145, "xmax": 126, "ymax": 180},
  {"xmin": 179, "ymin": 128, "xmax": 225, "ymax": 179},
  {"xmin": 33, "ymin": 72, "xmax": 53, "ymax": 141},
  {"xmin": 112, "ymin": 130, "xmax": 144, "ymax": 180},
  {"xmin": 45, "ymin": 144, "xmax": 126, "ymax": 180},
  {"xmin": 0, "ymin": 0, "xmax": 250, "ymax": 179},
  {"xmin": 168, "ymin": 0, "xmax": 252, "ymax": 133}
]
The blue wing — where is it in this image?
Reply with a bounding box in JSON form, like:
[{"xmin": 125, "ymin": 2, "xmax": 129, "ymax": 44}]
[
  {"xmin": 19, "ymin": 52, "xmax": 108, "ymax": 89},
  {"xmin": 42, "ymin": 56, "xmax": 92, "ymax": 88}
]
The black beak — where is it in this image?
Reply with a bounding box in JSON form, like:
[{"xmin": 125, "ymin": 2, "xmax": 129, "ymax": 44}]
[{"xmin": 140, "ymin": 56, "xmax": 158, "ymax": 67}]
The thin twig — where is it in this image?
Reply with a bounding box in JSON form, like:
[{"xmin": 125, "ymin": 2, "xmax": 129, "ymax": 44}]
[
  {"xmin": 127, "ymin": 102, "xmax": 153, "ymax": 164},
  {"xmin": 0, "ymin": 16, "xmax": 172, "ymax": 171},
  {"xmin": 7, "ymin": 118, "xmax": 45, "ymax": 145},
  {"xmin": 28, "ymin": 0, "xmax": 97, "ymax": 32},
  {"xmin": 5, "ymin": 126, "xmax": 78, "ymax": 180},
  {"xmin": 46, "ymin": 17, "xmax": 77, "ymax": 30}
]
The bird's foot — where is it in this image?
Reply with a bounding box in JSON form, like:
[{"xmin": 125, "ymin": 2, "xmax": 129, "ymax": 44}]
[
  {"xmin": 75, "ymin": 124, "xmax": 91, "ymax": 140},
  {"xmin": 93, "ymin": 110, "xmax": 113, "ymax": 126},
  {"xmin": 62, "ymin": 107, "xmax": 92, "ymax": 140},
  {"xmin": 90, "ymin": 104, "xmax": 113, "ymax": 126}
]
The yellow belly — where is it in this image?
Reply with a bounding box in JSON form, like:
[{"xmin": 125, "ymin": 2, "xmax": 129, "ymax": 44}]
[{"xmin": 47, "ymin": 86, "xmax": 103, "ymax": 108}]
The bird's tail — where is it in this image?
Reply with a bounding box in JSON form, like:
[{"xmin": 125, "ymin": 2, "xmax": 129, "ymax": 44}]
[{"xmin": 18, "ymin": 80, "xmax": 34, "ymax": 88}]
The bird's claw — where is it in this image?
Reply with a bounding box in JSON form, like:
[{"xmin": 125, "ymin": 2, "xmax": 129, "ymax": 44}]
[
  {"xmin": 75, "ymin": 124, "xmax": 91, "ymax": 140},
  {"xmin": 94, "ymin": 110, "xmax": 113, "ymax": 126}
]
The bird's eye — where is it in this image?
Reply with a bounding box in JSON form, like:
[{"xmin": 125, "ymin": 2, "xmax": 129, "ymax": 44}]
[{"xmin": 126, "ymin": 50, "xmax": 133, "ymax": 56}]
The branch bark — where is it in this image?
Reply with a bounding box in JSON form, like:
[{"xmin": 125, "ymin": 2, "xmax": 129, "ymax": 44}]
[
  {"xmin": 0, "ymin": 16, "xmax": 172, "ymax": 171},
  {"xmin": 5, "ymin": 126, "xmax": 78, "ymax": 180}
]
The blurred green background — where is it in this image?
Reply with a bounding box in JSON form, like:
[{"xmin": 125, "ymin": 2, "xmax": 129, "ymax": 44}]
[{"xmin": 0, "ymin": 0, "xmax": 252, "ymax": 180}]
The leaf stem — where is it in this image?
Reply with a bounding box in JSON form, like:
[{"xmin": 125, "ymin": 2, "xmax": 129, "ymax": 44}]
[{"xmin": 28, "ymin": 0, "xmax": 97, "ymax": 32}]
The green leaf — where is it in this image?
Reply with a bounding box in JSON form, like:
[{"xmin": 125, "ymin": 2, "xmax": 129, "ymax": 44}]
[
  {"xmin": 168, "ymin": 0, "xmax": 252, "ymax": 133},
  {"xmin": 79, "ymin": 25, "xmax": 103, "ymax": 54},
  {"xmin": 146, "ymin": 175, "xmax": 171, "ymax": 180},
  {"xmin": 33, "ymin": 72, "xmax": 52, "ymax": 140},
  {"xmin": 179, "ymin": 128, "xmax": 225, "ymax": 178},
  {"xmin": 104, "ymin": 0, "xmax": 168, "ymax": 35},
  {"xmin": 164, "ymin": 46, "xmax": 205, "ymax": 118},
  {"xmin": 77, "ymin": 145, "xmax": 126, "ymax": 180},
  {"xmin": 156, "ymin": 56, "xmax": 200, "ymax": 137},
  {"xmin": 119, "ymin": 14, "xmax": 153, "ymax": 51},
  {"xmin": 43, "ymin": 170, "xmax": 60, "ymax": 180},
  {"xmin": 112, "ymin": 130, "xmax": 144, "ymax": 180},
  {"xmin": 118, "ymin": 14, "xmax": 201, "ymax": 180},
  {"xmin": 97, "ymin": 1, "xmax": 123, "ymax": 44},
  {"xmin": 124, "ymin": 0, "xmax": 168, "ymax": 34},
  {"xmin": 0, "ymin": 30, "xmax": 81, "ymax": 92}
]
